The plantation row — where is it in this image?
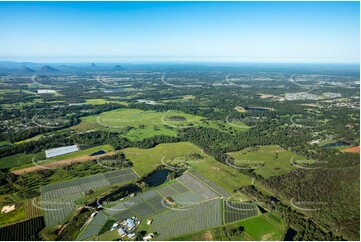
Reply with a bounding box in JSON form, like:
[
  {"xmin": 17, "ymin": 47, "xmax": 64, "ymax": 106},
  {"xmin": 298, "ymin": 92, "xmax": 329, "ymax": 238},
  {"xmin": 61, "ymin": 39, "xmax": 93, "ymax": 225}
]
[
  {"xmin": 25, "ymin": 199, "xmax": 42, "ymax": 219},
  {"xmin": 0, "ymin": 216, "xmax": 45, "ymax": 241}
]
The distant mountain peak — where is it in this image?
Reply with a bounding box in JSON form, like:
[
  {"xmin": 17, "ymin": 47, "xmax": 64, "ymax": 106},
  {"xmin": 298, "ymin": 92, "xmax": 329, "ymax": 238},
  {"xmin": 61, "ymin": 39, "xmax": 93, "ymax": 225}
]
[
  {"xmin": 114, "ymin": 65, "xmax": 124, "ymax": 69},
  {"xmin": 39, "ymin": 65, "xmax": 60, "ymax": 72},
  {"xmin": 20, "ymin": 67, "xmax": 35, "ymax": 73}
]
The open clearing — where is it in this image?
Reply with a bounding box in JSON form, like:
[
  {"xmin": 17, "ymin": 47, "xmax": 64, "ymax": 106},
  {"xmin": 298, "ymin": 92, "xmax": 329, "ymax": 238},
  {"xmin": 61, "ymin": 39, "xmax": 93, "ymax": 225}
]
[{"xmin": 228, "ymin": 145, "xmax": 308, "ymax": 178}]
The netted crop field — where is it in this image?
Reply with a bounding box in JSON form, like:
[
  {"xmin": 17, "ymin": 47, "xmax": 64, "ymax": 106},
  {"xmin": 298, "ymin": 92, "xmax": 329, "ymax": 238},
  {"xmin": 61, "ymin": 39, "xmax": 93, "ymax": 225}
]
[
  {"xmin": 156, "ymin": 184, "xmax": 181, "ymax": 197},
  {"xmin": 106, "ymin": 191, "xmax": 167, "ymax": 220},
  {"xmin": 188, "ymin": 170, "xmax": 231, "ymax": 197},
  {"xmin": 177, "ymin": 173, "xmax": 219, "ymax": 200},
  {"xmin": 77, "ymin": 212, "xmax": 110, "ymax": 241},
  {"xmin": 41, "ymin": 169, "xmax": 138, "ymax": 200},
  {"xmin": 40, "ymin": 169, "xmax": 137, "ymax": 227},
  {"xmin": 224, "ymin": 200, "xmax": 258, "ymax": 224},
  {"xmin": 150, "ymin": 198, "xmax": 223, "ymax": 240},
  {"xmin": 43, "ymin": 201, "xmax": 76, "ymax": 227},
  {"xmin": 171, "ymin": 191, "xmax": 204, "ymax": 206}
]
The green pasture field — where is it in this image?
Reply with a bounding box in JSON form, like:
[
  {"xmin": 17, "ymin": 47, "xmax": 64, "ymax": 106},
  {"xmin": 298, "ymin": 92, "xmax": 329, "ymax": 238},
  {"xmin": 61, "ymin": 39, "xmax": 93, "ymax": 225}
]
[
  {"xmin": 121, "ymin": 142, "xmax": 202, "ymax": 176},
  {"xmin": 234, "ymin": 213, "xmax": 286, "ymax": 241},
  {"xmin": 188, "ymin": 156, "xmax": 252, "ymax": 193},
  {"xmin": 228, "ymin": 145, "xmax": 309, "ymax": 178}
]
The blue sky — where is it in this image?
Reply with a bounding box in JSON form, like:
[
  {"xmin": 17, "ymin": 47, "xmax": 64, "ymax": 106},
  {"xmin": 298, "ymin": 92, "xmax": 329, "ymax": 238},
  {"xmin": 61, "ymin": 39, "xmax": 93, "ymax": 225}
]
[{"xmin": 0, "ymin": 1, "xmax": 359, "ymax": 63}]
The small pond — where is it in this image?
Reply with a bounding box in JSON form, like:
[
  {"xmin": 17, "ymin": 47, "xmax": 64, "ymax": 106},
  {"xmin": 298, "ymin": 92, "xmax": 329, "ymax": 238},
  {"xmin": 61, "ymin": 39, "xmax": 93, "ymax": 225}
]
[{"xmin": 144, "ymin": 169, "xmax": 173, "ymax": 187}]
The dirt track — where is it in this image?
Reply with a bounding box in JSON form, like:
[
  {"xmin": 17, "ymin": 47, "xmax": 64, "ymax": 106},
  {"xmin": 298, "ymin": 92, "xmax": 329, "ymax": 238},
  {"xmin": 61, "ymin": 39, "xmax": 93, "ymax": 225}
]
[
  {"xmin": 342, "ymin": 146, "xmax": 360, "ymax": 153},
  {"xmin": 12, "ymin": 151, "xmax": 116, "ymax": 175}
]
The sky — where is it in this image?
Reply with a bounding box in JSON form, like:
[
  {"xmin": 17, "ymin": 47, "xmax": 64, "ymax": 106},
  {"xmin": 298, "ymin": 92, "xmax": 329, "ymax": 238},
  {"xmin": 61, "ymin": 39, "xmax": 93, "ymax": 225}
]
[{"xmin": 0, "ymin": 1, "xmax": 359, "ymax": 63}]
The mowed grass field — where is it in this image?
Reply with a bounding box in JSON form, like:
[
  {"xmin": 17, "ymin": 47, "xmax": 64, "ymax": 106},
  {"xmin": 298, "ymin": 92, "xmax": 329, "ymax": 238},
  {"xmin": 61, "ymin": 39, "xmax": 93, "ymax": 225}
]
[
  {"xmin": 3, "ymin": 144, "xmax": 114, "ymax": 171},
  {"xmin": 228, "ymin": 145, "xmax": 308, "ymax": 178},
  {"xmin": 122, "ymin": 142, "xmax": 252, "ymax": 191},
  {"xmin": 234, "ymin": 213, "xmax": 286, "ymax": 241}
]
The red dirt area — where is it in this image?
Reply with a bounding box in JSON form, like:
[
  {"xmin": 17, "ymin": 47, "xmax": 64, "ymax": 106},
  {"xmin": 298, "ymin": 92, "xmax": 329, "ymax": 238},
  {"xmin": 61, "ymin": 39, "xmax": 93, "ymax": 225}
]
[{"xmin": 342, "ymin": 146, "xmax": 360, "ymax": 153}]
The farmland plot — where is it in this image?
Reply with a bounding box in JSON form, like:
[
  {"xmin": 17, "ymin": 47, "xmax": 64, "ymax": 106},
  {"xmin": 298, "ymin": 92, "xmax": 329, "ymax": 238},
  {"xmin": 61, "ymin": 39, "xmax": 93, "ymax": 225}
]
[
  {"xmin": 224, "ymin": 200, "xmax": 258, "ymax": 224},
  {"xmin": 77, "ymin": 212, "xmax": 110, "ymax": 241},
  {"xmin": 43, "ymin": 201, "xmax": 76, "ymax": 227},
  {"xmin": 188, "ymin": 170, "xmax": 230, "ymax": 197},
  {"xmin": 106, "ymin": 193, "xmax": 166, "ymax": 219},
  {"xmin": 41, "ymin": 169, "xmax": 138, "ymax": 200},
  {"xmin": 171, "ymin": 191, "xmax": 204, "ymax": 206},
  {"xmin": 0, "ymin": 216, "xmax": 45, "ymax": 241},
  {"xmin": 177, "ymin": 173, "xmax": 219, "ymax": 200},
  {"xmin": 155, "ymin": 184, "xmax": 178, "ymax": 197},
  {"xmin": 25, "ymin": 199, "xmax": 42, "ymax": 219},
  {"xmin": 150, "ymin": 198, "xmax": 222, "ymax": 240}
]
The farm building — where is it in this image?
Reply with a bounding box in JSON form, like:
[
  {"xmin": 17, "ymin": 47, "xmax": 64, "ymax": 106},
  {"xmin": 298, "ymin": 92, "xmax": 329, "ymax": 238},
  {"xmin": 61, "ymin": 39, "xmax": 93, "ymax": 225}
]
[
  {"xmin": 118, "ymin": 228, "xmax": 126, "ymax": 237},
  {"xmin": 45, "ymin": 145, "xmax": 79, "ymax": 158},
  {"xmin": 125, "ymin": 218, "xmax": 136, "ymax": 230}
]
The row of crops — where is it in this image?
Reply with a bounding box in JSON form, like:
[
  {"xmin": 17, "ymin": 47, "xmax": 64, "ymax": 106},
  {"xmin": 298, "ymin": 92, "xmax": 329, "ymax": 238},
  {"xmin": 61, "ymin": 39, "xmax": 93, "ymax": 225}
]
[
  {"xmin": 41, "ymin": 168, "xmax": 138, "ymax": 200},
  {"xmin": 25, "ymin": 199, "xmax": 42, "ymax": 219},
  {"xmin": 77, "ymin": 211, "xmax": 110, "ymax": 241},
  {"xmin": 150, "ymin": 198, "xmax": 223, "ymax": 240},
  {"xmin": 223, "ymin": 200, "xmax": 259, "ymax": 224},
  {"xmin": 0, "ymin": 216, "xmax": 45, "ymax": 241}
]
